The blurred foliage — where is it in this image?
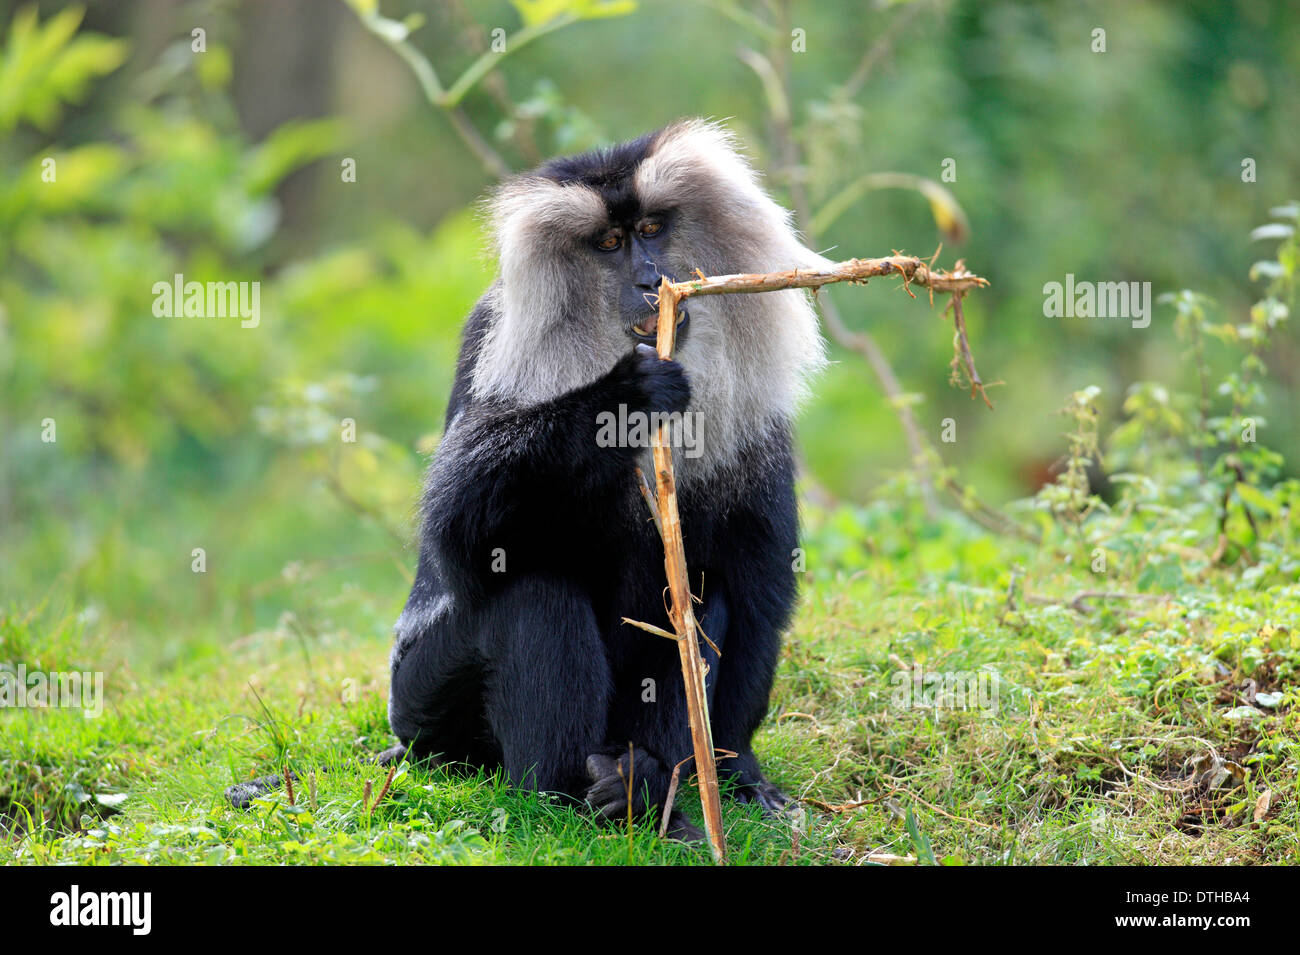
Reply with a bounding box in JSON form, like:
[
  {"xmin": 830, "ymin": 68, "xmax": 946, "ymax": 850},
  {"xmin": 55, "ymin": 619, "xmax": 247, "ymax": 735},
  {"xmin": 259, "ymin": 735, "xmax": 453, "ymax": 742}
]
[
  {"xmin": 1, "ymin": 0, "xmax": 1298, "ymax": 662},
  {"xmin": 1, "ymin": 2, "xmax": 1298, "ymax": 867}
]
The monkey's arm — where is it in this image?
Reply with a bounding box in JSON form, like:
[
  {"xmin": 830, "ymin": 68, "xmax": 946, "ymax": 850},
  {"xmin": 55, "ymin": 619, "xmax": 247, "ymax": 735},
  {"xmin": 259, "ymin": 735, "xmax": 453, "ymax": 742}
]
[{"xmin": 424, "ymin": 346, "xmax": 688, "ymax": 594}]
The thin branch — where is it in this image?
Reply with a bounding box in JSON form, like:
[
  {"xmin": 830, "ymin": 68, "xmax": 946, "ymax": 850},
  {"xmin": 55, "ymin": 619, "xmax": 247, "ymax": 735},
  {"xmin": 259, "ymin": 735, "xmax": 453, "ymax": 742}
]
[
  {"xmin": 749, "ymin": 6, "xmax": 944, "ymax": 518},
  {"xmin": 946, "ymin": 290, "xmax": 993, "ymax": 408},
  {"xmin": 447, "ymin": 0, "xmax": 542, "ymax": 163},
  {"xmin": 697, "ymin": 0, "xmax": 781, "ymax": 39},
  {"xmin": 441, "ymin": 16, "xmax": 576, "ymax": 109},
  {"xmin": 667, "ymin": 255, "xmax": 993, "ymax": 410},
  {"xmin": 1025, "ymin": 590, "xmax": 1172, "ymax": 615},
  {"xmin": 347, "ymin": 3, "xmax": 512, "ymax": 179},
  {"xmin": 633, "ymin": 465, "xmax": 664, "ymax": 537},
  {"xmin": 646, "ymin": 253, "xmax": 991, "ymax": 864},
  {"xmin": 809, "ymin": 171, "xmax": 968, "ymax": 240},
  {"xmin": 658, "ymin": 754, "xmax": 693, "ymax": 838},
  {"xmin": 667, "ymin": 254, "xmax": 988, "ymax": 299},
  {"xmin": 368, "ymin": 763, "xmax": 398, "ymax": 813},
  {"xmin": 839, "ymin": 0, "xmax": 929, "ymax": 100},
  {"xmin": 651, "ymin": 280, "xmax": 727, "ymax": 863},
  {"xmin": 442, "ymin": 108, "xmax": 512, "ymax": 180},
  {"xmin": 621, "ymin": 617, "xmax": 679, "ymax": 641},
  {"xmin": 939, "ymin": 474, "xmax": 1041, "ymax": 543}
]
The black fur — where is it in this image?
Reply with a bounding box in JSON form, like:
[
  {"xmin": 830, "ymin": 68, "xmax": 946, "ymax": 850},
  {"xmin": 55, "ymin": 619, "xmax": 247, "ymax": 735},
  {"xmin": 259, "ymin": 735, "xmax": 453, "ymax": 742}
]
[
  {"xmin": 224, "ymin": 133, "xmax": 805, "ymax": 831},
  {"xmin": 389, "ymin": 145, "xmax": 801, "ymax": 838},
  {"xmin": 391, "ymin": 353, "xmax": 797, "ymax": 833}
]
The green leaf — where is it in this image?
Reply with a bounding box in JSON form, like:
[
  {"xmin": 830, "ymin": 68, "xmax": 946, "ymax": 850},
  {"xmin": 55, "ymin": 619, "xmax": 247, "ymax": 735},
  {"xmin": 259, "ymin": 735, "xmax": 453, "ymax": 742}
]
[
  {"xmin": 242, "ymin": 118, "xmax": 348, "ymax": 196},
  {"xmin": 511, "ymin": 0, "xmax": 636, "ymax": 28},
  {"xmin": 0, "ymin": 6, "xmax": 129, "ymax": 133},
  {"xmin": 904, "ymin": 809, "xmax": 937, "ymax": 865},
  {"xmin": 1234, "ymin": 482, "xmax": 1279, "ymax": 518},
  {"xmin": 1250, "ymin": 223, "xmax": 1294, "ymax": 242},
  {"xmin": 1249, "ymin": 260, "xmax": 1284, "ymax": 281}
]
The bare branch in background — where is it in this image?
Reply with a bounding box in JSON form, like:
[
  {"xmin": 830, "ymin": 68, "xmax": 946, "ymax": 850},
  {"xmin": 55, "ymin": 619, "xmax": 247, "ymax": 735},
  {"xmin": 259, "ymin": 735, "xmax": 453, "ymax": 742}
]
[
  {"xmin": 744, "ymin": 3, "xmax": 948, "ymax": 517},
  {"xmin": 839, "ymin": 0, "xmax": 930, "ymax": 100}
]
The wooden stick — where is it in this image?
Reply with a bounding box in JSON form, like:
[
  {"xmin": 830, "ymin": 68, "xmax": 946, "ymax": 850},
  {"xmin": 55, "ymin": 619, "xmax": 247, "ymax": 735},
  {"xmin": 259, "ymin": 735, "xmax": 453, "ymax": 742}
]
[
  {"xmin": 652, "ymin": 279, "xmax": 726, "ymax": 863},
  {"xmin": 665, "ymin": 254, "xmax": 987, "ymax": 300},
  {"xmin": 633, "ymin": 465, "xmax": 663, "ymax": 537},
  {"xmin": 646, "ymin": 253, "xmax": 990, "ymax": 865}
]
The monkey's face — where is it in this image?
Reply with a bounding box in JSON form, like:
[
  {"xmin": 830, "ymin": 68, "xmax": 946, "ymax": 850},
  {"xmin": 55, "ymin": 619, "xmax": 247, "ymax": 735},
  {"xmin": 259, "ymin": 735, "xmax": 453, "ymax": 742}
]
[
  {"xmin": 476, "ymin": 121, "xmax": 828, "ymax": 474},
  {"xmin": 586, "ymin": 209, "xmax": 690, "ymax": 347}
]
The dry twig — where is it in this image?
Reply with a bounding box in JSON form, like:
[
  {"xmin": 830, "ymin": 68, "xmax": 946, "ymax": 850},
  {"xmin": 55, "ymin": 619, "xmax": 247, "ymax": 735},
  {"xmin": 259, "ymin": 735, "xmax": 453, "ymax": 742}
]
[
  {"xmin": 637, "ymin": 253, "xmax": 990, "ymax": 863},
  {"xmin": 368, "ymin": 764, "xmax": 398, "ymax": 813},
  {"xmin": 645, "ymin": 276, "xmax": 726, "ymax": 862}
]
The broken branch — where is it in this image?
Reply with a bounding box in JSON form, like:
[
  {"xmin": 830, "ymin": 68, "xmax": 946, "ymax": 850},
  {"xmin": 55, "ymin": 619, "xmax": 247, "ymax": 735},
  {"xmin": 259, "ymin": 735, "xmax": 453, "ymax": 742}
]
[
  {"xmin": 651, "ymin": 278, "xmax": 727, "ymax": 864},
  {"xmin": 665, "ymin": 254, "xmax": 987, "ymax": 299},
  {"xmin": 647, "ymin": 253, "xmax": 991, "ymax": 864}
]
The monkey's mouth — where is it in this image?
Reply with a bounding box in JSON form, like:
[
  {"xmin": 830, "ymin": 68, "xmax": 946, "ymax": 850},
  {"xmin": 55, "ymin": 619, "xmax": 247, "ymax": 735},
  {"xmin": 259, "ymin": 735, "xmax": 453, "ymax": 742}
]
[{"xmin": 629, "ymin": 307, "xmax": 688, "ymax": 344}]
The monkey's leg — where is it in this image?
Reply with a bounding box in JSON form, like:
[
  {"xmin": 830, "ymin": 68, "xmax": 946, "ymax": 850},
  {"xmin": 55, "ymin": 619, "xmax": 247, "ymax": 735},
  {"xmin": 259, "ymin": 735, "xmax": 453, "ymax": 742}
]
[
  {"xmin": 588, "ymin": 592, "xmax": 730, "ymax": 842},
  {"xmin": 480, "ymin": 574, "xmax": 612, "ymax": 800},
  {"xmin": 708, "ymin": 594, "xmax": 791, "ymax": 815},
  {"xmin": 388, "ymin": 591, "xmax": 495, "ymax": 767}
]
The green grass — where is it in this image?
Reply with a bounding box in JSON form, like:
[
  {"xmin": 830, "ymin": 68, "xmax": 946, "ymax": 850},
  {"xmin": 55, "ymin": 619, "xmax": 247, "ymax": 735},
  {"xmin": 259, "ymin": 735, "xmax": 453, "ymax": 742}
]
[{"xmin": 3, "ymin": 493, "xmax": 1296, "ymax": 866}]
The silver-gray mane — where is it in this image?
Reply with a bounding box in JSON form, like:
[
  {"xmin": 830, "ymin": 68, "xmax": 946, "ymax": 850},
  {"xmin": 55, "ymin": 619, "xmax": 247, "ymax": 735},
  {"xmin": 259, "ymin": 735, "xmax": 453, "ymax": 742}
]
[{"xmin": 470, "ymin": 119, "xmax": 828, "ymax": 481}]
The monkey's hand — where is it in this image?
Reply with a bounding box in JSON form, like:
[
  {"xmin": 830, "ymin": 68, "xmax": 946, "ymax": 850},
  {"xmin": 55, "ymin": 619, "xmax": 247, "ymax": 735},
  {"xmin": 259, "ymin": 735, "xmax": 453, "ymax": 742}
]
[{"xmin": 605, "ymin": 343, "xmax": 691, "ymax": 417}]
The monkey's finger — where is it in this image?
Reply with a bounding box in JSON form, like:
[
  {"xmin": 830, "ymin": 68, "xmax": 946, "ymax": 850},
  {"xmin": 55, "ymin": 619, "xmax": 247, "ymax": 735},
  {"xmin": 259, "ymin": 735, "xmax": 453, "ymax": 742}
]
[
  {"xmin": 589, "ymin": 796, "xmax": 630, "ymax": 820},
  {"xmin": 585, "ymin": 775, "xmax": 630, "ymax": 804},
  {"xmin": 586, "ymin": 754, "xmax": 618, "ymax": 781}
]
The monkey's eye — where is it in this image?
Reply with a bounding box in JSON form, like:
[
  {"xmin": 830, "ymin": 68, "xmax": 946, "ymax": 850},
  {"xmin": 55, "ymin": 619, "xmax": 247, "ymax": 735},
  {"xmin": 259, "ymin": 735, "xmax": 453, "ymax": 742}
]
[
  {"xmin": 638, "ymin": 219, "xmax": 663, "ymax": 238},
  {"xmin": 595, "ymin": 231, "xmax": 622, "ymax": 252}
]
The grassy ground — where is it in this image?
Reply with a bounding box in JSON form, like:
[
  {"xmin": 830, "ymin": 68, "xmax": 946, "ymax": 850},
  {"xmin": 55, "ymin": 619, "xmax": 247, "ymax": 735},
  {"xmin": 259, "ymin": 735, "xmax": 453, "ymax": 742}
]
[{"xmin": 3, "ymin": 487, "xmax": 1297, "ymax": 866}]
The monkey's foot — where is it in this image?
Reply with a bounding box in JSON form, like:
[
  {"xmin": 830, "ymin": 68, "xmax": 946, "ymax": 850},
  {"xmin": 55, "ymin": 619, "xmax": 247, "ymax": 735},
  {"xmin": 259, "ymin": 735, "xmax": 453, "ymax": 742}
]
[
  {"xmin": 585, "ymin": 750, "xmax": 706, "ymax": 843},
  {"xmin": 734, "ymin": 778, "xmax": 791, "ymax": 816},
  {"xmin": 662, "ymin": 810, "xmax": 706, "ymax": 843},
  {"xmin": 584, "ymin": 748, "xmax": 664, "ymax": 819},
  {"xmin": 224, "ymin": 773, "xmax": 292, "ymax": 809},
  {"xmin": 225, "ymin": 744, "xmax": 424, "ymax": 809},
  {"xmin": 374, "ymin": 743, "xmax": 415, "ymax": 766}
]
